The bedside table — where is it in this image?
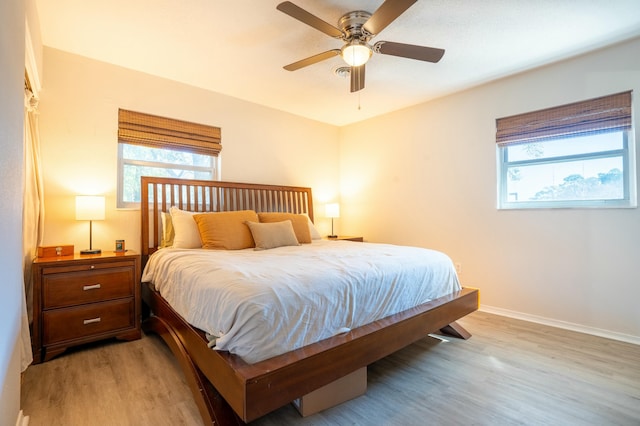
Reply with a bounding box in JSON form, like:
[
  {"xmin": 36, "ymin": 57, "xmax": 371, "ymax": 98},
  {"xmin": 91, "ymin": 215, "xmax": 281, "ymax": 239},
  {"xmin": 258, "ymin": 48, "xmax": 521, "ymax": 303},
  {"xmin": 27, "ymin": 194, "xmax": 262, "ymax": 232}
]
[
  {"xmin": 324, "ymin": 236, "xmax": 364, "ymax": 242},
  {"xmin": 31, "ymin": 251, "xmax": 141, "ymax": 363}
]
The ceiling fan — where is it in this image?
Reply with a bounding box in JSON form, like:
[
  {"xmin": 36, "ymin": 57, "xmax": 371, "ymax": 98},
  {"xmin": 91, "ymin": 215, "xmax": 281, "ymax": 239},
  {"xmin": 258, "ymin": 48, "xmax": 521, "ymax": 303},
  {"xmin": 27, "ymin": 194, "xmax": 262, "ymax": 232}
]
[{"xmin": 277, "ymin": 0, "xmax": 445, "ymax": 93}]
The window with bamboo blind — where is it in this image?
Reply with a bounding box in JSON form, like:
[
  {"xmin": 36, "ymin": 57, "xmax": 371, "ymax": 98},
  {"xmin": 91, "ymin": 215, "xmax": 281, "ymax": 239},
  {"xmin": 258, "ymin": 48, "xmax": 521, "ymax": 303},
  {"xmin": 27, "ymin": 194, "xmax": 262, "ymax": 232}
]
[
  {"xmin": 117, "ymin": 109, "xmax": 222, "ymax": 208},
  {"xmin": 496, "ymin": 91, "xmax": 636, "ymax": 209}
]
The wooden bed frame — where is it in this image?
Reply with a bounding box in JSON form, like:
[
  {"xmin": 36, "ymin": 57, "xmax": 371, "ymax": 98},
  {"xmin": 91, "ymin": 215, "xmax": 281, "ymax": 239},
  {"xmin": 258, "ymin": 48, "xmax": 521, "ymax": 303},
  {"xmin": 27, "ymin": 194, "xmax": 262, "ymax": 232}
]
[{"xmin": 140, "ymin": 176, "xmax": 479, "ymax": 425}]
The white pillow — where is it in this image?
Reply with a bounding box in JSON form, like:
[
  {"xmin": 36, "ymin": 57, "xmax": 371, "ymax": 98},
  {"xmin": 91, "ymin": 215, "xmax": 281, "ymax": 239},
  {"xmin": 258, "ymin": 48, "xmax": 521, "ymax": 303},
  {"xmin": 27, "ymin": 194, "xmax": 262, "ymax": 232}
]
[
  {"xmin": 169, "ymin": 206, "xmax": 202, "ymax": 248},
  {"xmin": 305, "ymin": 214, "xmax": 322, "ymax": 240}
]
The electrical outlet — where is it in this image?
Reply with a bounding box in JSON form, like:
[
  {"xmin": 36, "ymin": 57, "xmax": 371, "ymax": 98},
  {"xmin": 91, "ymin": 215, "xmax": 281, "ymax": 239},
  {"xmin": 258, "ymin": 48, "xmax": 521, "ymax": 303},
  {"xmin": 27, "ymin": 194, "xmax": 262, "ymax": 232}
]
[{"xmin": 455, "ymin": 262, "xmax": 462, "ymax": 274}]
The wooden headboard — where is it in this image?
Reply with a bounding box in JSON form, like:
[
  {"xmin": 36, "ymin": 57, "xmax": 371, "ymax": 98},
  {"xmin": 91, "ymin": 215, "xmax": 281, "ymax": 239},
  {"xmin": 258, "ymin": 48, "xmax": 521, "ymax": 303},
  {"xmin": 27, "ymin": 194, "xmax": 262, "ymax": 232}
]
[{"xmin": 140, "ymin": 176, "xmax": 314, "ymax": 262}]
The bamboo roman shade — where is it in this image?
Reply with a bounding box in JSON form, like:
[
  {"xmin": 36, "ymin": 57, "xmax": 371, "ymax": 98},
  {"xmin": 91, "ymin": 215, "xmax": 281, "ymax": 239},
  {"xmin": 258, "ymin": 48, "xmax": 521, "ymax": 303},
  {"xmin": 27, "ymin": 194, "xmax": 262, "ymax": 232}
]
[
  {"xmin": 118, "ymin": 109, "xmax": 221, "ymax": 156},
  {"xmin": 496, "ymin": 91, "xmax": 632, "ymax": 146}
]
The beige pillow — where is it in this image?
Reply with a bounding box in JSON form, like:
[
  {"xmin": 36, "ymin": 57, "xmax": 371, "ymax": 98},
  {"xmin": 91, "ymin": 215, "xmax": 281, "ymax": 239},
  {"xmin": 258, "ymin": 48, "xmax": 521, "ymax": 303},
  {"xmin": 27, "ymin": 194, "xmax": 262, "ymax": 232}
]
[
  {"xmin": 245, "ymin": 220, "xmax": 300, "ymax": 250},
  {"xmin": 169, "ymin": 207, "xmax": 201, "ymax": 249},
  {"xmin": 257, "ymin": 212, "xmax": 312, "ymax": 244},
  {"xmin": 193, "ymin": 210, "xmax": 258, "ymax": 250}
]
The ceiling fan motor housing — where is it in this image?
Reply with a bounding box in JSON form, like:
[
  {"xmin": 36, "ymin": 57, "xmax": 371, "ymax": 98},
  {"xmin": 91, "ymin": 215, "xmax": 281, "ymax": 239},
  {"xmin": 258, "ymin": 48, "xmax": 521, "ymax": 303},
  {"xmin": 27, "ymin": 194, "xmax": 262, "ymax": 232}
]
[{"xmin": 339, "ymin": 11, "xmax": 373, "ymax": 42}]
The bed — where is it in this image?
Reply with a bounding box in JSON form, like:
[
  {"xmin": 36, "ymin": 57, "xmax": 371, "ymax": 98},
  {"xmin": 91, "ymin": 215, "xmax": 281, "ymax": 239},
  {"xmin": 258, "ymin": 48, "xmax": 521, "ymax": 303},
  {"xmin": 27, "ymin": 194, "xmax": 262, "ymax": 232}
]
[{"xmin": 140, "ymin": 176, "xmax": 479, "ymax": 425}]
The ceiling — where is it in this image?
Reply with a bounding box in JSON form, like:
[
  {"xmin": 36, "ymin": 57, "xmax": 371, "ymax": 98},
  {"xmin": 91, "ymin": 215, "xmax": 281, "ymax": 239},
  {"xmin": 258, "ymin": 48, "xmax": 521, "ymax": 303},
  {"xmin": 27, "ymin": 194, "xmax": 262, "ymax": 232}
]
[{"xmin": 35, "ymin": 0, "xmax": 640, "ymax": 126}]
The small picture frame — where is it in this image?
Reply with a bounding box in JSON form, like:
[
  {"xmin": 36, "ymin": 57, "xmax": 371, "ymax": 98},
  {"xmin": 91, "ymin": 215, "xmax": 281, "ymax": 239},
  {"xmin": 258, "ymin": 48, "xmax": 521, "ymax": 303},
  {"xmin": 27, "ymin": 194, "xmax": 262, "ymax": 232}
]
[{"xmin": 115, "ymin": 239, "xmax": 125, "ymax": 252}]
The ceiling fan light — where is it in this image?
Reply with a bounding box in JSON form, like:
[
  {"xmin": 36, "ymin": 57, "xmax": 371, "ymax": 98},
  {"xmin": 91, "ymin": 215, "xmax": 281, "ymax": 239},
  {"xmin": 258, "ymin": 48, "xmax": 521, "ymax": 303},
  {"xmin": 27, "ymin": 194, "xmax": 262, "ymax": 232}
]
[{"xmin": 341, "ymin": 42, "xmax": 372, "ymax": 67}]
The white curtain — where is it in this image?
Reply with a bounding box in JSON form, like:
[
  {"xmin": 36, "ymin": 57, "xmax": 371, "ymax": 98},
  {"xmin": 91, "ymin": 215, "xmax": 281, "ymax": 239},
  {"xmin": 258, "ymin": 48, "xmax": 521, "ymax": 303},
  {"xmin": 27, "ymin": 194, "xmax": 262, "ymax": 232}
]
[{"xmin": 21, "ymin": 88, "xmax": 44, "ymax": 371}]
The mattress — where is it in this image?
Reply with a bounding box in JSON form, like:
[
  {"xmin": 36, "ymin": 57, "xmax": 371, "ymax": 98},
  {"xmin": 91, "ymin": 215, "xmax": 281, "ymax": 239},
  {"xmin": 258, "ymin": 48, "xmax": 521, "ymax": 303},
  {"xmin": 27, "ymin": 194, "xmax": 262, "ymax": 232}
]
[{"xmin": 141, "ymin": 240, "xmax": 461, "ymax": 363}]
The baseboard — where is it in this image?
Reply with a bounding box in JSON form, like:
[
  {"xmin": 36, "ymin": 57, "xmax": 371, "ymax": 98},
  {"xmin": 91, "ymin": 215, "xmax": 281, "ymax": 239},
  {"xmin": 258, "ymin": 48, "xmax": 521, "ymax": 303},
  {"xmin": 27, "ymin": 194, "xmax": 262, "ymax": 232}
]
[
  {"xmin": 16, "ymin": 410, "xmax": 29, "ymax": 426},
  {"xmin": 479, "ymin": 305, "xmax": 640, "ymax": 346}
]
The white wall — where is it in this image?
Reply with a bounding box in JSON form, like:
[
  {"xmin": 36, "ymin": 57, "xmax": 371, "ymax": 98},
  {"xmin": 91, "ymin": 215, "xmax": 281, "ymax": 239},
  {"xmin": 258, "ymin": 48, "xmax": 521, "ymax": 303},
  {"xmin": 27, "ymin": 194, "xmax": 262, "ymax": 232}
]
[
  {"xmin": 34, "ymin": 28, "xmax": 640, "ymax": 344},
  {"xmin": 38, "ymin": 48, "xmax": 341, "ymax": 253},
  {"xmin": 339, "ymin": 37, "xmax": 640, "ymax": 341},
  {"xmin": 0, "ymin": 0, "xmax": 26, "ymax": 422}
]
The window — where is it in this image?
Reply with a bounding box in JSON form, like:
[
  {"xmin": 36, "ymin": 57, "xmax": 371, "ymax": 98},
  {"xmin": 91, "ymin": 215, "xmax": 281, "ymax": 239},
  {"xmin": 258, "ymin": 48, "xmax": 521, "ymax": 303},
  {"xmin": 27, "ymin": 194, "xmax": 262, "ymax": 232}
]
[
  {"xmin": 496, "ymin": 91, "xmax": 636, "ymax": 209},
  {"xmin": 117, "ymin": 109, "xmax": 221, "ymax": 208}
]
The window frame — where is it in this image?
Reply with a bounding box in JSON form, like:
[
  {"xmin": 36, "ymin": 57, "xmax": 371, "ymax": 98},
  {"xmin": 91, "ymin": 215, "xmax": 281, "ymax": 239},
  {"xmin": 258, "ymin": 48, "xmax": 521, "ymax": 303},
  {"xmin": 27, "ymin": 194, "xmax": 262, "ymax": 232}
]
[
  {"xmin": 497, "ymin": 130, "xmax": 636, "ymax": 209},
  {"xmin": 116, "ymin": 144, "xmax": 220, "ymax": 209}
]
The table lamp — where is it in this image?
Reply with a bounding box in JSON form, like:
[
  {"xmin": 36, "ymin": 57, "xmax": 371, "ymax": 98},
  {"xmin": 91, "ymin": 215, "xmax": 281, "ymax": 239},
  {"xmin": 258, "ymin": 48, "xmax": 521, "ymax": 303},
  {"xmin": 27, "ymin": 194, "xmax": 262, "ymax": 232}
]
[
  {"xmin": 76, "ymin": 195, "xmax": 105, "ymax": 254},
  {"xmin": 325, "ymin": 203, "xmax": 340, "ymax": 238}
]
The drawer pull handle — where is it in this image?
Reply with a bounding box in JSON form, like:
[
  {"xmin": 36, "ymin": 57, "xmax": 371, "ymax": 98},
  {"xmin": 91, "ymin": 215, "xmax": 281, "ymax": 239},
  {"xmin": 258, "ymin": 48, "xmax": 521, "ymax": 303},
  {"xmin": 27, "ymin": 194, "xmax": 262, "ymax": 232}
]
[
  {"xmin": 83, "ymin": 284, "xmax": 101, "ymax": 291},
  {"xmin": 83, "ymin": 317, "xmax": 101, "ymax": 325},
  {"xmin": 90, "ymin": 265, "xmax": 95, "ymax": 269}
]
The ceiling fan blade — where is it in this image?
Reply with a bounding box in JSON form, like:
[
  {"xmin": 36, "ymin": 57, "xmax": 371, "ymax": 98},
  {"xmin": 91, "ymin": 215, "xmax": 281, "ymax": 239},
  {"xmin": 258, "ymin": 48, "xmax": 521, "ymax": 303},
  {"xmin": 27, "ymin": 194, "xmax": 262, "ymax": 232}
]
[
  {"xmin": 283, "ymin": 50, "xmax": 341, "ymax": 71},
  {"xmin": 350, "ymin": 65, "xmax": 365, "ymax": 93},
  {"xmin": 363, "ymin": 0, "xmax": 417, "ymax": 35},
  {"xmin": 277, "ymin": 2, "xmax": 343, "ymax": 38},
  {"xmin": 374, "ymin": 41, "xmax": 445, "ymax": 63}
]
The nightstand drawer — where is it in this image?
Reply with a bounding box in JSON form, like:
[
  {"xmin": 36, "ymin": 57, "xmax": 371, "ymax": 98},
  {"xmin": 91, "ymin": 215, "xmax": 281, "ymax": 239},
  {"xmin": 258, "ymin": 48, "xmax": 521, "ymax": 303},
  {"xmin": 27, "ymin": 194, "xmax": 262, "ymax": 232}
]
[
  {"xmin": 43, "ymin": 267, "xmax": 134, "ymax": 309},
  {"xmin": 42, "ymin": 299, "xmax": 134, "ymax": 345}
]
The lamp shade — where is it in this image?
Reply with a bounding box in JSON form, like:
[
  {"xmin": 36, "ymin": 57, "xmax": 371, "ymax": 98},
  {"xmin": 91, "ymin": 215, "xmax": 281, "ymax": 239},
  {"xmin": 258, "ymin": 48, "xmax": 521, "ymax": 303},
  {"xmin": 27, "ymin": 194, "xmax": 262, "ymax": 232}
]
[
  {"xmin": 76, "ymin": 196, "xmax": 105, "ymax": 221},
  {"xmin": 325, "ymin": 203, "xmax": 340, "ymax": 218}
]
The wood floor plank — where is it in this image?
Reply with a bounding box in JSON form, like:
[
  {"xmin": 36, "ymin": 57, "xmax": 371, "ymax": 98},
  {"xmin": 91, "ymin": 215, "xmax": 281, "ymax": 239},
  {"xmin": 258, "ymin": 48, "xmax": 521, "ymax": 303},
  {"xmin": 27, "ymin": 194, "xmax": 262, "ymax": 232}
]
[{"xmin": 21, "ymin": 312, "xmax": 640, "ymax": 425}]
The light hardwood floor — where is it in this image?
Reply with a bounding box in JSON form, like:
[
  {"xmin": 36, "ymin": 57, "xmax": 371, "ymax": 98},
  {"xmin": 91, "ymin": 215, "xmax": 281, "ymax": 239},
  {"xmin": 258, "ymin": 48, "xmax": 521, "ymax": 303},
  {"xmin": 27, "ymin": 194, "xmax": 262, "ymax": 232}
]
[{"xmin": 21, "ymin": 311, "xmax": 640, "ymax": 425}]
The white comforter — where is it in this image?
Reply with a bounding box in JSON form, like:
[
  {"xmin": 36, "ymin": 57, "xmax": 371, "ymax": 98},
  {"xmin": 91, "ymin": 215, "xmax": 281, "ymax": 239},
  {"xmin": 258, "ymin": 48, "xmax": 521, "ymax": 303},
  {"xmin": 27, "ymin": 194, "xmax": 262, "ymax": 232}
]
[{"xmin": 142, "ymin": 240, "xmax": 461, "ymax": 363}]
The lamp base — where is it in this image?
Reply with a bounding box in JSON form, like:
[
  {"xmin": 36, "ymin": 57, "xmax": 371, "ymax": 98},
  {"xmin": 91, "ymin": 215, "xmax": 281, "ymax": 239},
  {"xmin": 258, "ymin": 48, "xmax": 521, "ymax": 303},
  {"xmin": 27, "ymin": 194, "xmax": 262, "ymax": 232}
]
[
  {"xmin": 80, "ymin": 248, "xmax": 102, "ymax": 255},
  {"xmin": 327, "ymin": 235, "xmax": 338, "ymax": 239}
]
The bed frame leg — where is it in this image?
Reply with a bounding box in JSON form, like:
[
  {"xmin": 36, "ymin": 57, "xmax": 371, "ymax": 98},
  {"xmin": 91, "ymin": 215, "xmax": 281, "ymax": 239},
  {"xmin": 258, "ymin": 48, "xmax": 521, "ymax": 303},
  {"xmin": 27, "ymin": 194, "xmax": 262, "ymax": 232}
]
[
  {"xmin": 438, "ymin": 321, "xmax": 472, "ymax": 340},
  {"xmin": 143, "ymin": 317, "xmax": 245, "ymax": 426}
]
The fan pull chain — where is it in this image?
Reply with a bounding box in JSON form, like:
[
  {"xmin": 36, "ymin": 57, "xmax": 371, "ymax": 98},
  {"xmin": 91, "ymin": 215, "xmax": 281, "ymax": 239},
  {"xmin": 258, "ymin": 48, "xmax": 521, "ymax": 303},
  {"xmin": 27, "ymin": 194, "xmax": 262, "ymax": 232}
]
[{"xmin": 358, "ymin": 92, "xmax": 361, "ymax": 110}]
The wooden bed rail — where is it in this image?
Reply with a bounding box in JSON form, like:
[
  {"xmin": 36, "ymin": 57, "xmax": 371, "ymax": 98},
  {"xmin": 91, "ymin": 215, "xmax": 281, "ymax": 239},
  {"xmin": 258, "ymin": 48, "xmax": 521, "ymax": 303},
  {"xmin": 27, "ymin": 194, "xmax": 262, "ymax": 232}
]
[{"xmin": 142, "ymin": 283, "xmax": 479, "ymax": 423}]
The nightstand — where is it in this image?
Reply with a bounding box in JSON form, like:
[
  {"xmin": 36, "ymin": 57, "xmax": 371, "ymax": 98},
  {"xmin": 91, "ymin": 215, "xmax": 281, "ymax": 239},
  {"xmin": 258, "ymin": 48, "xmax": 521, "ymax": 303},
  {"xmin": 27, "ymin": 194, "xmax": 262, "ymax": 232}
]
[
  {"xmin": 324, "ymin": 236, "xmax": 364, "ymax": 242},
  {"xmin": 31, "ymin": 251, "xmax": 141, "ymax": 363}
]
